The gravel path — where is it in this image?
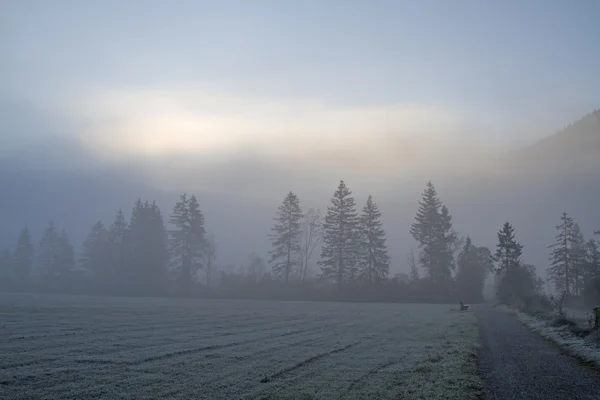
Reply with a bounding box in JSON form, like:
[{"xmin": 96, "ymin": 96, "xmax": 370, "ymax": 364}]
[{"xmin": 476, "ymin": 305, "xmax": 600, "ymax": 400}]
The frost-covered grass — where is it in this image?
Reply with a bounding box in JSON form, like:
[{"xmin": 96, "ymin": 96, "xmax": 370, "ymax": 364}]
[
  {"xmin": 499, "ymin": 304, "xmax": 600, "ymax": 367},
  {"xmin": 0, "ymin": 294, "xmax": 483, "ymax": 399}
]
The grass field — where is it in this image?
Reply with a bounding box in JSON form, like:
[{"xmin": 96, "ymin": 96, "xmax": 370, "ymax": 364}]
[{"xmin": 0, "ymin": 294, "xmax": 483, "ymax": 399}]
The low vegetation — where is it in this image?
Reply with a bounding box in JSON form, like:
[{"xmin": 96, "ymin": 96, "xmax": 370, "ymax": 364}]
[{"xmin": 0, "ymin": 294, "xmax": 484, "ymax": 400}]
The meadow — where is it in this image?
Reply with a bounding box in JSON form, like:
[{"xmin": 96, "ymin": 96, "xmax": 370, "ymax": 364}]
[{"xmin": 0, "ymin": 294, "xmax": 482, "ymax": 399}]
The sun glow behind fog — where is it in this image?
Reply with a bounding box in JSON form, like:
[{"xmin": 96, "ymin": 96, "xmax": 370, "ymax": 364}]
[{"xmin": 56, "ymin": 85, "xmax": 495, "ymax": 178}]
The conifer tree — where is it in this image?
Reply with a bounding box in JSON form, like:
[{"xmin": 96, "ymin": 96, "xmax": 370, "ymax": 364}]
[
  {"xmin": 357, "ymin": 195, "xmax": 390, "ymax": 285},
  {"xmin": 495, "ymin": 222, "xmax": 523, "ymax": 272},
  {"xmin": 56, "ymin": 229, "xmax": 75, "ymax": 278},
  {"xmin": 455, "ymin": 237, "xmax": 493, "ymax": 303},
  {"xmin": 14, "ymin": 227, "xmax": 33, "ymax": 284},
  {"xmin": 169, "ymin": 194, "xmax": 206, "ymax": 294},
  {"xmin": 80, "ymin": 221, "xmax": 110, "ymax": 281},
  {"xmin": 38, "ymin": 222, "xmax": 60, "ymax": 278},
  {"xmin": 584, "ymin": 239, "xmax": 600, "ymax": 282},
  {"xmin": 319, "ymin": 180, "xmax": 358, "ymax": 288},
  {"xmin": 494, "ymin": 222, "xmax": 536, "ymax": 304},
  {"xmin": 408, "ymin": 249, "xmax": 419, "ymax": 282},
  {"xmin": 108, "ymin": 209, "xmax": 127, "ymax": 280},
  {"xmin": 269, "ymin": 191, "xmax": 303, "ymax": 283},
  {"xmin": 410, "ymin": 182, "xmax": 456, "ymax": 289},
  {"xmin": 128, "ymin": 200, "xmax": 168, "ymax": 295},
  {"xmin": 0, "ymin": 249, "xmax": 12, "ymax": 285},
  {"xmin": 548, "ymin": 212, "xmax": 580, "ymax": 296}
]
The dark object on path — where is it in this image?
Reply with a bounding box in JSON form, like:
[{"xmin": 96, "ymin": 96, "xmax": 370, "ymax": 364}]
[{"xmin": 460, "ymin": 300, "xmax": 470, "ymax": 311}]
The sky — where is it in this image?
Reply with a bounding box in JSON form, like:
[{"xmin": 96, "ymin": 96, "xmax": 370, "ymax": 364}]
[
  {"xmin": 2, "ymin": 0, "xmax": 600, "ymax": 171},
  {"xmin": 1, "ymin": 1, "xmax": 600, "ymax": 271}
]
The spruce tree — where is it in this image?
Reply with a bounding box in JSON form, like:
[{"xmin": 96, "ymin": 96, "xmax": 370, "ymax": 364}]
[
  {"xmin": 548, "ymin": 212, "xmax": 579, "ymax": 296},
  {"xmin": 269, "ymin": 191, "xmax": 303, "ymax": 283},
  {"xmin": 0, "ymin": 249, "xmax": 12, "ymax": 285},
  {"xmin": 319, "ymin": 180, "xmax": 358, "ymax": 288},
  {"xmin": 169, "ymin": 194, "xmax": 206, "ymax": 294},
  {"xmin": 410, "ymin": 182, "xmax": 456, "ymax": 290},
  {"xmin": 495, "ymin": 222, "xmax": 523, "ymax": 272},
  {"xmin": 584, "ymin": 239, "xmax": 600, "ymax": 282},
  {"xmin": 571, "ymin": 223, "xmax": 587, "ymax": 295},
  {"xmin": 408, "ymin": 249, "xmax": 419, "ymax": 282},
  {"xmin": 495, "ymin": 222, "xmax": 533, "ymax": 304},
  {"xmin": 14, "ymin": 227, "xmax": 33, "ymax": 284},
  {"xmin": 357, "ymin": 195, "xmax": 390, "ymax": 285},
  {"xmin": 108, "ymin": 209, "xmax": 127, "ymax": 280},
  {"xmin": 38, "ymin": 222, "xmax": 60, "ymax": 278},
  {"xmin": 56, "ymin": 229, "xmax": 75, "ymax": 278},
  {"xmin": 80, "ymin": 221, "xmax": 110, "ymax": 282},
  {"xmin": 455, "ymin": 237, "xmax": 493, "ymax": 303},
  {"xmin": 122, "ymin": 199, "xmax": 168, "ymax": 294}
]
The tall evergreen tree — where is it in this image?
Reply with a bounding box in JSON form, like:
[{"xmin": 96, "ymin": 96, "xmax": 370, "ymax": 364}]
[
  {"xmin": 584, "ymin": 239, "xmax": 600, "ymax": 282},
  {"xmin": 80, "ymin": 221, "xmax": 110, "ymax": 282},
  {"xmin": 319, "ymin": 180, "xmax": 359, "ymax": 289},
  {"xmin": 410, "ymin": 182, "xmax": 457, "ymax": 290},
  {"xmin": 13, "ymin": 227, "xmax": 33, "ymax": 284},
  {"xmin": 108, "ymin": 209, "xmax": 127, "ymax": 281},
  {"xmin": 571, "ymin": 223, "xmax": 587, "ymax": 295},
  {"xmin": 38, "ymin": 222, "xmax": 60, "ymax": 278},
  {"xmin": 548, "ymin": 212, "xmax": 580, "ymax": 296},
  {"xmin": 455, "ymin": 237, "xmax": 493, "ymax": 303},
  {"xmin": 356, "ymin": 195, "xmax": 390, "ymax": 285},
  {"xmin": 269, "ymin": 191, "xmax": 303, "ymax": 283},
  {"xmin": 0, "ymin": 249, "xmax": 12, "ymax": 286},
  {"xmin": 56, "ymin": 229, "xmax": 75, "ymax": 278},
  {"xmin": 169, "ymin": 194, "xmax": 206, "ymax": 294},
  {"xmin": 494, "ymin": 222, "xmax": 535, "ymax": 304},
  {"xmin": 408, "ymin": 249, "xmax": 419, "ymax": 282},
  {"xmin": 494, "ymin": 222, "xmax": 523, "ymax": 273},
  {"xmin": 128, "ymin": 200, "xmax": 168, "ymax": 295}
]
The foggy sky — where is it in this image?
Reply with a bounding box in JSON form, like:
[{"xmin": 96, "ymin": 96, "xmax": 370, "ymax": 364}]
[{"xmin": 1, "ymin": 1, "xmax": 600, "ymax": 276}]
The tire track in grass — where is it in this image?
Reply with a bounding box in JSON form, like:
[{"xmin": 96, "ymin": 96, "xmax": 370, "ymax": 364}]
[
  {"xmin": 259, "ymin": 342, "xmax": 361, "ymax": 383},
  {"xmin": 338, "ymin": 358, "xmax": 401, "ymax": 398},
  {"xmin": 130, "ymin": 326, "xmax": 322, "ymax": 365}
]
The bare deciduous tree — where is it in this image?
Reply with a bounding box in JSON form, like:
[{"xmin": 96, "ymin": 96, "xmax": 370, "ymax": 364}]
[
  {"xmin": 204, "ymin": 232, "xmax": 218, "ymax": 288},
  {"xmin": 298, "ymin": 208, "xmax": 323, "ymax": 282}
]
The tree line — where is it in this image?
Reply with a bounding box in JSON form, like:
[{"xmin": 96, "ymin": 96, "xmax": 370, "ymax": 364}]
[{"xmin": 1, "ymin": 180, "xmax": 598, "ymax": 305}]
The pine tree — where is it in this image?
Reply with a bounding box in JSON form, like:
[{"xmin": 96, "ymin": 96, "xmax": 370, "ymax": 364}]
[
  {"xmin": 204, "ymin": 232, "xmax": 218, "ymax": 288},
  {"xmin": 269, "ymin": 191, "xmax": 303, "ymax": 283},
  {"xmin": 38, "ymin": 222, "xmax": 60, "ymax": 278},
  {"xmin": 571, "ymin": 223, "xmax": 587, "ymax": 296},
  {"xmin": 108, "ymin": 209, "xmax": 127, "ymax": 281},
  {"xmin": 319, "ymin": 180, "xmax": 359, "ymax": 289},
  {"xmin": 13, "ymin": 227, "xmax": 33, "ymax": 284},
  {"xmin": 129, "ymin": 201, "xmax": 168, "ymax": 295},
  {"xmin": 56, "ymin": 229, "xmax": 75, "ymax": 277},
  {"xmin": 548, "ymin": 212, "xmax": 580, "ymax": 296},
  {"xmin": 408, "ymin": 249, "xmax": 419, "ymax": 282},
  {"xmin": 80, "ymin": 221, "xmax": 110, "ymax": 281},
  {"xmin": 169, "ymin": 194, "xmax": 206, "ymax": 294},
  {"xmin": 584, "ymin": 239, "xmax": 600, "ymax": 281},
  {"xmin": 0, "ymin": 249, "xmax": 12, "ymax": 285},
  {"xmin": 494, "ymin": 222, "xmax": 534, "ymax": 304},
  {"xmin": 455, "ymin": 237, "xmax": 493, "ymax": 303},
  {"xmin": 495, "ymin": 222, "xmax": 523, "ymax": 273},
  {"xmin": 410, "ymin": 182, "xmax": 456, "ymax": 290},
  {"xmin": 357, "ymin": 195, "xmax": 390, "ymax": 285}
]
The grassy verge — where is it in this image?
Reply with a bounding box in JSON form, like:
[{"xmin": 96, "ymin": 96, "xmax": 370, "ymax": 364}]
[{"xmin": 499, "ymin": 304, "xmax": 600, "ymax": 367}]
